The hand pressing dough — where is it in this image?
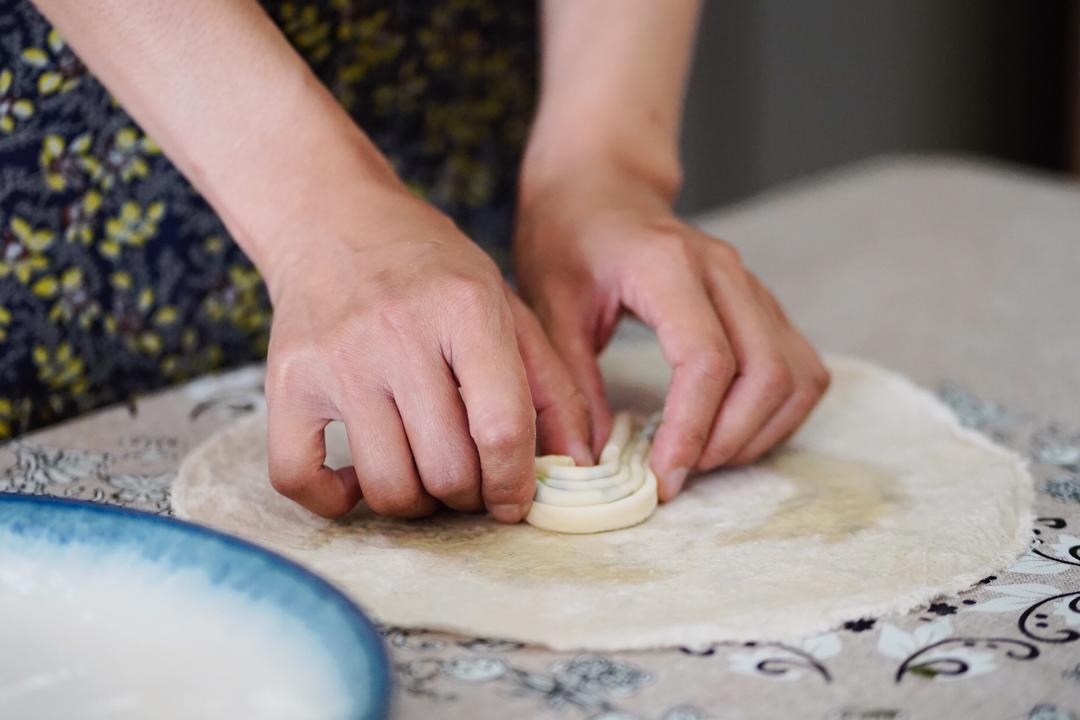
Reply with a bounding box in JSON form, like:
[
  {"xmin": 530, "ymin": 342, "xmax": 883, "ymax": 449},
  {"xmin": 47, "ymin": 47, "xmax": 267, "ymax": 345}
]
[
  {"xmin": 526, "ymin": 412, "xmax": 658, "ymax": 533},
  {"xmin": 172, "ymin": 334, "xmax": 1033, "ymax": 651}
]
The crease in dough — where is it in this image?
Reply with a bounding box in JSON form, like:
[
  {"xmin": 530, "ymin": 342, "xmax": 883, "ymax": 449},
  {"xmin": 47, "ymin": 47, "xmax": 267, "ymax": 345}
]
[{"xmin": 526, "ymin": 412, "xmax": 659, "ymax": 533}]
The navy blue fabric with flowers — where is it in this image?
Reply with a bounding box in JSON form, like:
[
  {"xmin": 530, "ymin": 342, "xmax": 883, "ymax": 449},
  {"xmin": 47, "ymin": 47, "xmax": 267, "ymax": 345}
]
[{"xmin": 0, "ymin": 0, "xmax": 537, "ymax": 438}]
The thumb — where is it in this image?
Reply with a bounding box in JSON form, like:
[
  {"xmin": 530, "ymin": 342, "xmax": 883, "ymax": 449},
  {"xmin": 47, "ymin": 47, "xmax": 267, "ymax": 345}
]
[{"xmin": 505, "ymin": 288, "xmax": 595, "ymax": 464}]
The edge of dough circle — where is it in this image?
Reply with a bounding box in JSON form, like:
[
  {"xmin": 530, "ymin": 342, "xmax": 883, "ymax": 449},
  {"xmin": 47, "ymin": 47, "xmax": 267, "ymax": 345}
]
[{"xmin": 525, "ymin": 412, "xmax": 659, "ymax": 534}]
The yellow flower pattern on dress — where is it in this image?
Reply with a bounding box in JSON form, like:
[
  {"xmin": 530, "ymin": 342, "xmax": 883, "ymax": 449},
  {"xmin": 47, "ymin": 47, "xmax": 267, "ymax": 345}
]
[
  {"xmin": 95, "ymin": 127, "xmax": 158, "ymax": 190},
  {"xmin": 32, "ymin": 341, "xmax": 89, "ymax": 411},
  {"xmin": 1, "ymin": 216, "xmax": 53, "ymax": 283},
  {"xmin": 278, "ymin": 3, "xmax": 333, "ymax": 63},
  {"xmin": 100, "ymin": 200, "xmax": 165, "ymax": 258},
  {"xmin": 0, "ymin": 68, "xmax": 34, "ymax": 133},
  {"xmin": 0, "ymin": 397, "xmax": 31, "ymax": 438},
  {"xmin": 0, "ymin": 398, "xmax": 12, "ymax": 437},
  {"xmin": 102, "ymin": 278, "xmax": 171, "ymax": 357},
  {"xmin": 0, "ymin": 0, "xmax": 536, "ymax": 438},
  {"xmin": 62, "ymin": 191, "xmax": 103, "ymax": 245},
  {"xmin": 32, "ymin": 267, "xmax": 102, "ymax": 327},
  {"xmin": 0, "ymin": 307, "xmax": 12, "ymax": 342},
  {"xmin": 20, "ymin": 28, "xmax": 81, "ymax": 95},
  {"xmin": 39, "ymin": 133, "xmax": 96, "ymax": 191}
]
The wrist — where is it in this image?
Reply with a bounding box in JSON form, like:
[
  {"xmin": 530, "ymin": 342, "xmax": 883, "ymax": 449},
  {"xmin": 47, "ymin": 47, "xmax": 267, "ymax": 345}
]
[
  {"xmin": 518, "ymin": 123, "xmax": 683, "ymax": 215},
  {"xmin": 197, "ymin": 72, "xmax": 407, "ymax": 276}
]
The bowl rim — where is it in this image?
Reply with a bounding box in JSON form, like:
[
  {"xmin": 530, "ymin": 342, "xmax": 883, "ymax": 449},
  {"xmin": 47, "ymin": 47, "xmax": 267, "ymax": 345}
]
[{"xmin": 0, "ymin": 491, "xmax": 392, "ymax": 720}]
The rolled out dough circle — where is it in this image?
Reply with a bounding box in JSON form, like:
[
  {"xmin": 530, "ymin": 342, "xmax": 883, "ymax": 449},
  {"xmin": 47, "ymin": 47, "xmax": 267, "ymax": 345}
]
[{"xmin": 172, "ymin": 339, "xmax": 1033, "ymax": 650}]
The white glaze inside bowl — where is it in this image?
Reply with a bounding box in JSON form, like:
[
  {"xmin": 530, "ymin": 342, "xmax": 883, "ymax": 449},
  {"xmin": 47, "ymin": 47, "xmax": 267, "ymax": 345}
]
[{"xmin": 0, "ymin": 531, "xmax": 350, "ymax": 720}]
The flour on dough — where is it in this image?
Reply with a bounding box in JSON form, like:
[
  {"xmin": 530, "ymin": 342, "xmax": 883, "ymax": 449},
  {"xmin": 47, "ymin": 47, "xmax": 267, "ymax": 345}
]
[{"xmin": 172, "ymin": 335, "xmax": 1033, "ymax": 651}]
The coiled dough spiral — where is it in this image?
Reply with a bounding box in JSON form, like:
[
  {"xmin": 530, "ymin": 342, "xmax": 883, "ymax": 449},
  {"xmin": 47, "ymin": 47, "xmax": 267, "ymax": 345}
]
[{"xmin": 525, "ymin": 412, "xmax": 659, "ymax": 534}]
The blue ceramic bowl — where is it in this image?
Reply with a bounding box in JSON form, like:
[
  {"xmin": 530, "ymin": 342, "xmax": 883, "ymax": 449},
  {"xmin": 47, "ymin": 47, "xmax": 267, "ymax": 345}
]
[{"xmin": 0, "ymin": 492, "xmax": 390, "ymax": 719}]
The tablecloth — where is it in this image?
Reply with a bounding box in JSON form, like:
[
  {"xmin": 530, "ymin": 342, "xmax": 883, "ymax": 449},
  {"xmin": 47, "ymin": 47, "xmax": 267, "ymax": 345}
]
[{"xmin": 4, "ymin": 157, "xmax": 1079, "ymax": 719}]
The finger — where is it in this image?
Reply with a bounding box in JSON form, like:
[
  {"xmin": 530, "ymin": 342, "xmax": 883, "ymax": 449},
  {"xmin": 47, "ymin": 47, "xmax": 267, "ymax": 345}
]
[
  {"xmin": 622, "ymin": 266, "xmax": 735, "ymax": 501},
  {"xmin": 745, "ymin": 270, "xmax": 830, "ymax": 401},
  {"xmin": 727, "ymin": 382, "xmax": 819, "ymax": 466},
  {"xmin": 390, "ymin": 351, "xmax": 483, "ymax": 512},
  {"xmin": 449, "ymin": 294, "xmax": 537, "ymax": 523},
  {"xmin": 747, "ymin": 270, "xmax": 793, "ymax": 326},
  {"xmin": 748, "ymin": 273, "xmax": 831, "ymax": 399},
  {"xmin": 696, "ymin": 243, "xmax": 794, "ymax": 471},
  {"xmin": 730, "ymin": 327, "xmax": 831, "ymax": 465},
  {"xmin": 341, "ymin": 390, "xmax": 439, "ymax": 519},
  {"xmin": 266, "ymin": 398, "xmax": 361, "ymax": 519},
  {"xmin": 530, "ymin": 280, "xmax": 613, "ymax": 458},
  {"xmin": 506, "ymin": 289, "xmax": 593, "ymax": 465},
  {"xmin": 726, "ymin": 275, "xmax": 830, "ymax": 464}
]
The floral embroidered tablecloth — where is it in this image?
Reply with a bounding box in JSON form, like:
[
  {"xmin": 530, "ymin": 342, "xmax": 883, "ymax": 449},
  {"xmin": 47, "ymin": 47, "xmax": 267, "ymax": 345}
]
[{"xmin": 4, "ymin": 158, "xmax": 1078, "ymax": 719}]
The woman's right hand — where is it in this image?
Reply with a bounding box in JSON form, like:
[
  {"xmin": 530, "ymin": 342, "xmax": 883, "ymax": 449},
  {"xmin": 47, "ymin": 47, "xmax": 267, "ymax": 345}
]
[
  {"xmin": 22, "ymin": 0, "xmax": 591, "ymax": 522},
  {"xmin": 259, "ymin": 187, "xmax": 592, "ymax": 523}
]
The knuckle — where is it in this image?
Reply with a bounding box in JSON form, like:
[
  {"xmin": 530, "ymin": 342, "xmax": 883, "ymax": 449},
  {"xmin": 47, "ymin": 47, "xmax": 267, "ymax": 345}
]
[
  {"xmin": 709, "ymin": 240, "xmax": 742, "ymax": 268},
  {"xmin": 757, "ymin": 360, "xmax": 794, "ymax": 401},
  {"xmin": 424, "ymin": 456, "xmax": 479, "ymax": 500},
  {"xmin": 443, "ymin": 275, "xmax": 499, "ymax": 316},
  {"xmin": 268, "ymin": 470, "xmax": 306, "ymax": 501},
  {"xmin": 371, "ymin": 299, "xmax": 417, "ymax": 339},
  {"xmin": 314, "ymin": 490, "xmax": 361, "ymax": 520},
  {"xmin": 812, "ymin": 363, "xmax": 832, "ymax": 393},
  {"xmin": 474, "ymin": 415, "xmax": 536, "ymax": 456},
  {"xmin": 790, "ymin": 384, "xmax": 824, "ymax": 419},
  {"xmin": 264, "ymin": 346, "xmax": 311, "ymax": 402},
  {"xmin": 689, "ymin": 345, "xmax": 736, "ymax": 386}
]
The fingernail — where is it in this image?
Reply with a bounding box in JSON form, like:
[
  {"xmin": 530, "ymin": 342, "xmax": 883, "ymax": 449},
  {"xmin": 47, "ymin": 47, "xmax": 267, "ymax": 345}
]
[
  {"xmin": 490, "ymin": 503, "xmax": 527, "ymax": 523},
  {"xmin": 661, "ymin": 467, "xmax": 688, "ymax": 499}
]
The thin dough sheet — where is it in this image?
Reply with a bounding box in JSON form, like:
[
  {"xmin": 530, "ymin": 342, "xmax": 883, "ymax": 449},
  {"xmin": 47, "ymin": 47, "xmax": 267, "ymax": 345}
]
[{"xmin": 172, "ymin": 339, "xmax": 1033, "ymax": 650}]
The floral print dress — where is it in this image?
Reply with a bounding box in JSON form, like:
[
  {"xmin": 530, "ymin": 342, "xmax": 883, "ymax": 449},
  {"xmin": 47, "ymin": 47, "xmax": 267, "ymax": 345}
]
[{"xmin": 0, "ymin": 0, "xmax": 538, "ymax": 439}]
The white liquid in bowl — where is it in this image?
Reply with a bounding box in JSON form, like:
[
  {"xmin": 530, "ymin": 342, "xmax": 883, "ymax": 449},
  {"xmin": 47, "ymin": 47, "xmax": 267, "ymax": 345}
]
[{"xmin": 0, "ymin": 532, "xmax": 351, "ymax": 720}]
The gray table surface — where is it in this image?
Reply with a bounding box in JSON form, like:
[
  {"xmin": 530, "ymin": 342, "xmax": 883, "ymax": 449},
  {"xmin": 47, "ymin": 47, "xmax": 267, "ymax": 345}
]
[{"xmin": 4, "ymin": 157, "xmax": 1079, "ymax": 719}]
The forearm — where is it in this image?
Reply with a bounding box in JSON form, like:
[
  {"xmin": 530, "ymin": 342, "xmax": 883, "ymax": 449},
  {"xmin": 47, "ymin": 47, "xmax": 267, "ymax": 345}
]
[
  {"xmin": 523, "ymin": 0, "xmax": 702, "ymax": 200},
  {"xmin": 30, "ymin": 0, "xmax": 403, "ymax": 274}
]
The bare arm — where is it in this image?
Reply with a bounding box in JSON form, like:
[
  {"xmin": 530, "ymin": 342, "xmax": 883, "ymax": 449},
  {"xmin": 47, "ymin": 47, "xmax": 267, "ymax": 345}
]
[
  {"xmin": 30, "ymin": 0, "xmax": 397, "ymax": 278},
  {"xmin": 522, "ymin": 0, "xmax": 701, "ymax": 199},
  {"xmin": 31, "ymin": 0, "xmax": 592, "ymax": 521}
]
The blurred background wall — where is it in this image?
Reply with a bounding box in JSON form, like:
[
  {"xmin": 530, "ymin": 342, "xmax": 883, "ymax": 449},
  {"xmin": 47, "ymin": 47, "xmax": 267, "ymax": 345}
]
[{"xmin": 677, "ymin": 0, "xmax": 1077, "ymax": 213}]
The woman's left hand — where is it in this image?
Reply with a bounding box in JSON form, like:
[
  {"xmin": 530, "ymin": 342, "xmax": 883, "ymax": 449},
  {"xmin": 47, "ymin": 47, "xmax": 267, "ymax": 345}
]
[{"xmin": 513, "ymin": 166, "xmax": 830, "ymax": 502}]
